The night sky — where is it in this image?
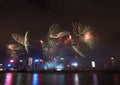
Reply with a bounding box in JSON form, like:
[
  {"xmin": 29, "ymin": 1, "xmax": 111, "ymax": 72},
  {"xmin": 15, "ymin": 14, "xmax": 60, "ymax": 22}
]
[{"xmin": 0, "ymin": 0, "xmax": 120, "ymax": 65}]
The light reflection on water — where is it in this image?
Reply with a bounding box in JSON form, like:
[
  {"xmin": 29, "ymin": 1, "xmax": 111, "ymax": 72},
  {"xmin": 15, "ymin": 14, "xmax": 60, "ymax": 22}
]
[
  {"xmin": 16, "ymin": 73, "xmax": 22, "ymax": 85},
  {"xmin": 93, "ymin": 74, "xmax": 98, "ymax": 85},
  {"xmin": 0, "ymin": 72, "xmax": 120, "ymax": 85},
  {"xmin": 113, "ymin": 74, "xmax": 120, "ymax": 85},
  {"xmin": 32, "ymin": 73, "xmax": 38, "ymax": 85},
  {"xmin": 74, "ymin": 74, "xmax": 79, "ymax": 85},
  {"xmin": 67, "ymin": 74, "xmax": 72, "ymax": 85},
  {"xmin": 4, "ymin": 73, "xmax": 13, "ymax": 85},
  {"xmin": 26, "ymin": 73, "xmax": 32, "ymax": 85}
]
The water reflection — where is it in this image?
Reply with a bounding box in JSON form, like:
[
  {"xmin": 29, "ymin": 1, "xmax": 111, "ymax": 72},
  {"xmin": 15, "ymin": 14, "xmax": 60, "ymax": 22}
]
[
  {"xmin": 16, "ymin": 73, "xmax": 22, "ymax": 85},
  {"xmin": 0, "ymin": 72, "xmax": 120, "ymax": 85},
  {"xmin": 67, "ymin": 74, "xmax": 72, "ymax": 85},
  {"xmin": 38, "ymin": 74, "xmax": 43, "ymax": 85},
  {"xmin": 74, "ymin": 74, "xmax": 80, "ymax": 85},
  {"xmin": 26, "ymin": 73, "xmax": 32, "ymax": 85},
  {"xmin": 52, "ymin": 74, "xmax": 57, "ymax": 85},
  {"xmin": 57, "ymin": 74, "xmax": 65, "ymax": 85},
  {"xmin": 92, "ymin": 74, "xmax": 98, "ymax": 85},
  {"xmin": 113, "ymin": 74, "xmax": 120, "ymax": 85},
  {"xmin": 4, "ymin": 73, "xmax": 13, "ymax": 85},
  {"xmin": 42, "ymin": 74, "xmax": 65, "ymax": 85},
  {"xmin": 32, "ymin": 73, "xmax": 39, "ymax": 85}
]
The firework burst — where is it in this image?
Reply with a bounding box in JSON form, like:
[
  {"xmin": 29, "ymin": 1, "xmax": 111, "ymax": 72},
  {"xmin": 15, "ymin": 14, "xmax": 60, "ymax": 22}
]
[
  {"xmin": 7, "ymin": 44, "xmax": 23, "ymax": 58},
  {"xmin": 72, "ymin": 22, "xmax": 95, "ymax": 48},
  {"xmin": 48, "ymin": 24, "xmax": 70, "ymax": 38},
  {"xmin": 40, "ymin": 24, "xmax": 70, "ymax": 59},
  {"xmin": 40, "ymin": 22, "xmax": 96, "ymax": 58},
  {"xmin": 12, "ymin": 31, "xmax": 29, "ymax": 53}
]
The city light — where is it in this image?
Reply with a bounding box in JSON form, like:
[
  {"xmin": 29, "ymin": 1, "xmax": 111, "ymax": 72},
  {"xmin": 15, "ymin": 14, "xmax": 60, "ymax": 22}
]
[
  {"xmin": 55, "ymin": 64, "xmax": 64, "ymax": 71},
  {"xmin": 91, "ymin": 61, "xmax": 95, "ymax": 67},
  {"xmin": 10, "ymin": 60, "xmax": 14, "ymax": 63},
  {"xmin": 34, "ymin": 59, "xmax": 39, "ymax": 62},
  {"xmin": 0, "ymin": 68, "xmax": 3, "ymax": 71},
  {"xmin": 39, "ymin": 59, "xmax": 43, "ymax": 62},
  {"xmin": 67, "ymin": 64, "xmax": 70, "ymax": 67},
  {"xmin": 0, "ymin": 64, "xmax": 3, "ymax": 71},
  {"xmin": 7, "ymin": 64, "xmax": 11, "ymax": 67},
  {"xmin": 20, "ymin": 60, "xmax": 23, "ymax": 62},
  {"xmin": 71, "ymin": 62, "xmax": 78, "ymax": 67},
  {"xmin": 110, "ymin": 57, "xmax": 115, "ymax": 67},
  {"xmin": 28, "ymin": 57, "xmax": 33, "ymax": 66},
  {"xmin": 110, "ymin": 57, "xmax": 114, "ymax": 60},
  {"xmin": 60, "ymin": 58, "xmax": 64, "ymax": 60}
]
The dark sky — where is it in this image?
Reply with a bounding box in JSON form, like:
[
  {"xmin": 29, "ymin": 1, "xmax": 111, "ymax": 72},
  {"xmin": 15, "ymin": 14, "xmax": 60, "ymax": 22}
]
[{"xmin": 0, "ymin": 0, "xmax": 120, "ymax": 65}]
